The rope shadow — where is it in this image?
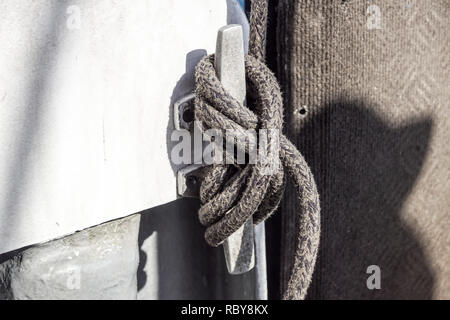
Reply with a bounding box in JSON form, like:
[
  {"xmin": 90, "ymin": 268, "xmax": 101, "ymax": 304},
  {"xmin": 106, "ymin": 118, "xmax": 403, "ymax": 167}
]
[{"xmin": 270, "ymin": 100, "xmax": 435, "ymax": 299}]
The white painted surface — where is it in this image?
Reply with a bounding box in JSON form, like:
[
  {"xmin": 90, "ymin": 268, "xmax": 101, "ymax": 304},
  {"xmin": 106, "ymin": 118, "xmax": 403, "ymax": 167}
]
[{"xmin": 0, "ymin": 0, "xmax": 230, "ymax": 254}]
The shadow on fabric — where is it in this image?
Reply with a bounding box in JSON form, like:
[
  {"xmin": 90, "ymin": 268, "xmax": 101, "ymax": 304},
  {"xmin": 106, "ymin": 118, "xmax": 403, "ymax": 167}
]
[{"xmin": 268, "ymin": 99, "xmax": 435, "ymax": 299}]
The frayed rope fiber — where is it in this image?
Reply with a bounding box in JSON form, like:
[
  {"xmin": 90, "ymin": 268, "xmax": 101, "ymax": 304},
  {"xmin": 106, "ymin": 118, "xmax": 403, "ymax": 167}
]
[{"xmin": 193, "ymin": 0, "xmax": 320, "ymax": 300}]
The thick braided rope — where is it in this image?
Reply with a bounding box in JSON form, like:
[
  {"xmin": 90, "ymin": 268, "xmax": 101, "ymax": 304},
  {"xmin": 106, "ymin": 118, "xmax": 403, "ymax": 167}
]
[
  {"xmin": 248, "ymin": 0, "xmax": 268, "ymax": 61},
  {"xmin": 193, "ymin": 0, "xmax": 321, "ymax": 300}
]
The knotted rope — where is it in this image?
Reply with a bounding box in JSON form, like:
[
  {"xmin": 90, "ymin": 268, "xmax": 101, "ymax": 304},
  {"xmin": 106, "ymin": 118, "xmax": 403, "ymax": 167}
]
[{"xmin": 193, "ymin": 0, "xmax": 320, "ymax": 300}]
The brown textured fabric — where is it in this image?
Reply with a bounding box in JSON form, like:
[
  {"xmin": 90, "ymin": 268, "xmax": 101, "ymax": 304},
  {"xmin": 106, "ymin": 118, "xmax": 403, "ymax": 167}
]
[{"xmin": 277, "ymin": 0, "xmax": 450, "ymax": 299}]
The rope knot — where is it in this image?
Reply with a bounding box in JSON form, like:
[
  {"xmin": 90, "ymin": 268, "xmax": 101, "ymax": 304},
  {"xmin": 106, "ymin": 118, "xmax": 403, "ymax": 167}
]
[
  {"xmin": 194, "ymin": 11, "xmax": 320, "ymax": 297},
  {"xmin": 190, "ymin": 0, "xmax": 320, "ymax": 300},
  {"xmin": 194, "ymin": 54, "xmax": 286, "ymax": 247}
]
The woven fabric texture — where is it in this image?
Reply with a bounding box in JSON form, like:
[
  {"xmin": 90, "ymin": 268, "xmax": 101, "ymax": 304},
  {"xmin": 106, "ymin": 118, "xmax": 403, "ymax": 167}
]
[{"xmin": 277, "ymin": 0, "xmax": 450, "ymax": 299}]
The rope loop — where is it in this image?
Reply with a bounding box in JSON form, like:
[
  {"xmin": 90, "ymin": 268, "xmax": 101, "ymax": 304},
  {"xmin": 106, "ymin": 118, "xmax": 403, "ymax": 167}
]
[
  {"xmin": 194, "ymin": 53, "xmax": 321, "ymax": 299},
  {"xmin": 192, "ymin": 0, "xmax": 321, "ymax": 300},
  {"xmin": 194, "ymin": 54, "xmax": 285, "ymax": 245}
]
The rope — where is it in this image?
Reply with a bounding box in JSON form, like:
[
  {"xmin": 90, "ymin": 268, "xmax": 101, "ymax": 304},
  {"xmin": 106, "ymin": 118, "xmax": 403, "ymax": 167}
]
[{"xmin": 193, "ymin": 0, "xmax": 320, "ymax": 300}]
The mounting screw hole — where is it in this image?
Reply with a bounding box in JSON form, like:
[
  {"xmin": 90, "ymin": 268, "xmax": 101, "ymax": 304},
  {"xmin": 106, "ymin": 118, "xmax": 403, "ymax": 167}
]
[
  {"xmin": 186, "ymin": 175, "xmax": 198, "ymax": 189},
  {"xmin": 298, "ymin": 106, "xmax": 307, "ymax": 116},
  {"xmin": 182, "ymin": 105, "xmax": 195, "ymax": 123}
]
